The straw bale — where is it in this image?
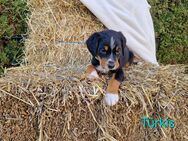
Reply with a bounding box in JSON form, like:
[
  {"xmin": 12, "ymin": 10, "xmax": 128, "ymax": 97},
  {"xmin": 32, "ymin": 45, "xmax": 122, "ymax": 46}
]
[
  {"xmin": 0, "ymin": 0, "xmax": 188, "ymax": 141},
  {"xmin": 0, "ymin": 63, "xmax": 188, "ymax": 140},
  {"xmin": 25, "ymin": 0, "xmax": 104, "ymax": 66}
]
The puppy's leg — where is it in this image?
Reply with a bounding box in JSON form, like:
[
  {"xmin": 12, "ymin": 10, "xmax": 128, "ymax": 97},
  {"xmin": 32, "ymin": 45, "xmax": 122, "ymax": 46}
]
[
  {"xmin": 125, "ymin": 51, "xmax": 134, "ymax": 69},
  {"xmin": 86, "ymin": 64, "xmax": 99, "ymax": 80},
  {"xmin": 104, "ymin": 69, "xmax": 124, "ymax": 106}
]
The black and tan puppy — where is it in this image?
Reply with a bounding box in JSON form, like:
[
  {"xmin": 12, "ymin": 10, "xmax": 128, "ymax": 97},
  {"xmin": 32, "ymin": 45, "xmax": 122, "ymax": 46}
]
[{"xmin": 86, "ymin": 30, "xmax": 134, "ymax": 106}]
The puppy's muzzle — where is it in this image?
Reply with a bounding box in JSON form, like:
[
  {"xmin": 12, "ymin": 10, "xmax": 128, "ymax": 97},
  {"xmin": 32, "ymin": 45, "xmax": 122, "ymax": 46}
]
[{"xmin": 108, "ymin": 60, "xmax": 115, "ymax": 69}]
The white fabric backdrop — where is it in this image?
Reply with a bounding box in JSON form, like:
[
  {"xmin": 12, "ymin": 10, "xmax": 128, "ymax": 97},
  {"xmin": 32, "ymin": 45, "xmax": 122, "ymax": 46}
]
[{"xmin": 80, "ymin": 0, "xmax": 159, "ymax": 65}]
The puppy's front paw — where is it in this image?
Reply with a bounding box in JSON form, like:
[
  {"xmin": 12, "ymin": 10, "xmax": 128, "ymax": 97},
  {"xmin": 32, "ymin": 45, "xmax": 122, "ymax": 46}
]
[
  {"xmin": 104, "ymin": 93, "xmax": 119, "ymax": 106},
  {"xmin": 87, "ymin": 70, "xmax": 99, "ymax": 80}
]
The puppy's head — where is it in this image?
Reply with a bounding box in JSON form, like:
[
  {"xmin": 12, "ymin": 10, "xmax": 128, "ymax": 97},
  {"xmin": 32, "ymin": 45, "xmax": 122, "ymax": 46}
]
[{"xmin": 86, "ymin": 30, "xmax": 128, "ymax": 72}]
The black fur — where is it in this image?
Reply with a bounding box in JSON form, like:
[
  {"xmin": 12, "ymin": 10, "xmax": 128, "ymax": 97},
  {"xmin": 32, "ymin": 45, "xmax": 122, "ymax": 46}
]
[
  {"xmin": 86, "ymin": 33, "xmax": 101, "ymax": 57},
  {"xmin": 114, "ymin": 68, "xmax": 124, "ymax": 82},
  {"xmin": 91, "ymin": 57, "xmax": 100, "ymax": 67}
]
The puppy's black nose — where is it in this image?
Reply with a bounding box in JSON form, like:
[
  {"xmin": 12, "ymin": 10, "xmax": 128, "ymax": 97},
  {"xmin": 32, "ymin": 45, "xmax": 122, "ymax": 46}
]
[{"xmin": 108, "ymin": 61, "xmax": 115, "ymax": 69}]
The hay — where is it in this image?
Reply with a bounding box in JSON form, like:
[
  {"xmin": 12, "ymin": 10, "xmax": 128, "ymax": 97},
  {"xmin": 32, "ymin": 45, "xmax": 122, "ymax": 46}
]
[
  {"xmin": 0, "ymin": 0, "xmax": 188, "ymax": 140},
  {"xmin": 0, "ymin": 63, "xmax": 188, "ymax": 140},
  {"xmin": 25, "ymin": 0, "xmax": 104, "ymax": 66}
]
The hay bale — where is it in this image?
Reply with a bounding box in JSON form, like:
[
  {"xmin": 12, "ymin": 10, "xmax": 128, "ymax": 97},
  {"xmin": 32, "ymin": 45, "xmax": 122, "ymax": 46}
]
[
  {"xmin": 0, "ymin": 0, "xmax": 188, "ymax": 140},
  {"xmin": 25, "ymin": 0, "xmax": 104, "ymax": 66},
  {"xmin": 0, "ymin": 64, "xmax": 188, "ymax": 140}
]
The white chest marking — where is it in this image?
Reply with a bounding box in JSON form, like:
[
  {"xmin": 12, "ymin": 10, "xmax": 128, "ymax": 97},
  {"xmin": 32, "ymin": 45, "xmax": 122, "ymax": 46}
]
[{"xmin": 96, "ymin": 65, "xmax": 109, "ymax": 74}]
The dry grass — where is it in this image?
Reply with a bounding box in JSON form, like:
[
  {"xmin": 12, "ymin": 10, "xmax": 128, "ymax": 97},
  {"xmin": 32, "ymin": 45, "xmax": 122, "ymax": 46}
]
[
  {"xmin": 25, "ymin": 0, "xmax": 104, "ymax": 66},
  {"xmin": 0, "ymin": 0, "xmax": 188, "ymax": 141},
  {"xmin": 0, "ymin": 63, "xmax": 188, "ymax": 140}
]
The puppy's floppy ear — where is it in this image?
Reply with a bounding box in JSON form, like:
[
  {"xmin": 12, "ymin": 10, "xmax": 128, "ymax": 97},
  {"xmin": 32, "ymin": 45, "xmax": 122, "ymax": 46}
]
[
  {"xmin": 119, "ymin": 31, "xmax": 127, "ymax": 56},
  {"xmin": 86, "ymin": 32, "xmax": 101, "ymax": 57},
  {"xmin": 118, "ymin": 31, "xmax": 134, "ymax": 66}
]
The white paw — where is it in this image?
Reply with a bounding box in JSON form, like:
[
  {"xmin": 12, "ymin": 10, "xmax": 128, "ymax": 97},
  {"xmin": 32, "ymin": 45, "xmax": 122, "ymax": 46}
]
[
  {"xmin": 104, "ymin": 93, "xmax": 119, "ymax": 106},
  {"xmin": 87, "ymin": 70, "xmax": 99, "ymax": 80}
]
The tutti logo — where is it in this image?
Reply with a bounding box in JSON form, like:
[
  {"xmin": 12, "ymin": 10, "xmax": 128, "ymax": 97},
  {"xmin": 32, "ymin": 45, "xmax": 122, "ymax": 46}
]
[{"xmin": 142, "ymin": 117, "xmax": 175, "ymax": 128}]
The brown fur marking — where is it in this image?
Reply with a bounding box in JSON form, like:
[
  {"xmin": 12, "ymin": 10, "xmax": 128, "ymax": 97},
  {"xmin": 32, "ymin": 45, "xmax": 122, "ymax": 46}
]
[
  {"xmin": 107, "ymin": 75, "xmax": 120, "ymax": 94},
  {"xmin": 125, "ymin": 63, "xmax": 129, "ymax": 68},
  {"xmin": 86, "ymin": 64, "xmax": 96, "ymax": 74},
  {"xmin": 99, "ymin": 58, "xmax": 107, "ymax": 67},
  {"xmin": 114, "ymin": 60, "xmax": 120, "ymax": 69}
]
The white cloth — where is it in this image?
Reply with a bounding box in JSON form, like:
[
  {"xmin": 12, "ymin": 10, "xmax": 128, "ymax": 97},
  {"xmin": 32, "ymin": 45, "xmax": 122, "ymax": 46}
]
[{"xmin": 80, "ymin": 0, "xmax": 159, "ymax": 65}]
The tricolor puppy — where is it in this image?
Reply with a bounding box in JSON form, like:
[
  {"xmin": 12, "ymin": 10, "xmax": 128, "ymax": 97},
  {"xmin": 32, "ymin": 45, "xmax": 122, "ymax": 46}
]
[{"xmin": 86, "ymin": 30, "xmax": 134, "ymax": 106}]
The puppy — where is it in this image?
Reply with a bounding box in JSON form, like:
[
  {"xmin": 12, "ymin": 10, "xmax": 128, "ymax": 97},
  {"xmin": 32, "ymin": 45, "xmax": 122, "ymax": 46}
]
[{"xmin": 85, "ymin": 30, "xmax": 134, "ymax": 106}]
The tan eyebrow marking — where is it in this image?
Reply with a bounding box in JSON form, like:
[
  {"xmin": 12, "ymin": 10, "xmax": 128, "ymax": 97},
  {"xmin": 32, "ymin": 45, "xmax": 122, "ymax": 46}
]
[
  {"xmin": 116, "ymin": 47, "xmax": 120, "ymax": 52},
  {"xmin": 104, "ymin": 45, "xmax": 108, "ymax": 51}
]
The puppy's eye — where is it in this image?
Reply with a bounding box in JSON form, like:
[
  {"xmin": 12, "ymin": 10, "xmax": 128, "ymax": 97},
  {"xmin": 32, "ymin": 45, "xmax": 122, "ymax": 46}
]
[{"xmin": 101, "ymin": 49, "xmax": 106, "ymax": 54}]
